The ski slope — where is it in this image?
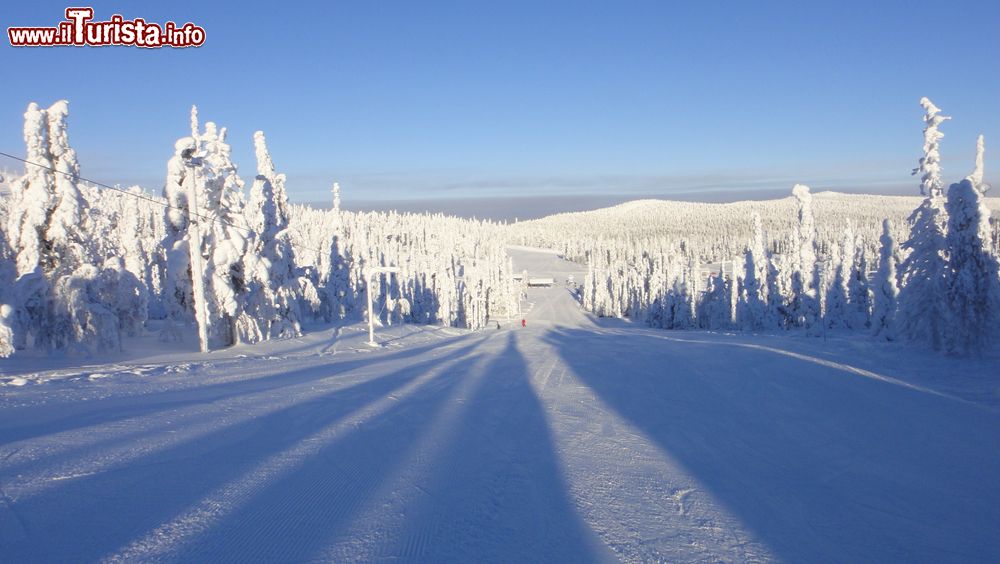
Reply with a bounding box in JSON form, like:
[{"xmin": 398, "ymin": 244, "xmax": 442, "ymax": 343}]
[{"xmin": 2, "ymin": 248, "xmax": 999, "ymax": 562}]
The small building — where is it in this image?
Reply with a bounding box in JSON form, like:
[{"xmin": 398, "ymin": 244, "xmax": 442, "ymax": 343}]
[{"xmin": 528, "ymin": 277, "xmax": 555, "ymax": 287}]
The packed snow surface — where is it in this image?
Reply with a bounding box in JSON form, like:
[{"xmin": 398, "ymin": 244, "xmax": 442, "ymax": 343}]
[{"xmin": 1, "ymin": 248, "xmax": 999, "ymax": 562}]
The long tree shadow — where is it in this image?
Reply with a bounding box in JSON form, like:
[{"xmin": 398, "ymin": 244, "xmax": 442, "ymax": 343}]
[
  {"xmin": 157, "ymin": 347, "xmax": 490, "ymax": 561},
  {"xmin": 0, "ymin": 337, "xmax": 480, "ymax": 481},
  {"xmin": 1, "ymin": 340, "xmax": 483, "ymax": 563},
  {"xmin": 0, "ymin": 333, "xmax": 474, "ymax": 447},
  {"xmin": 544, "ymin": 327, "xmax": 1000, "ymax": 563},
  {"xmin": 156, "ymin": 332, "xmax": 613, "ymax": 562},
  {"xmin": 365, "ymin": 331, "xmax": 613, "ymax": 562}
]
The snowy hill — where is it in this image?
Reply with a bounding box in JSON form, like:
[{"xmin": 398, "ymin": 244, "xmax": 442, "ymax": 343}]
[{"xmin": 509, "ymin": 191, "xmax": 1000, "ymax": 263}]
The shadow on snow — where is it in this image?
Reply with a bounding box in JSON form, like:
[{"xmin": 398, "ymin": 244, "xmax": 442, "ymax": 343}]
[
  {"xmin": 1, "ymin": 339, "xmax": 483, "ymax": 563},
  {"xmin": 544, "ymin": 327, "xmax": 1000, "ymax": 563}
]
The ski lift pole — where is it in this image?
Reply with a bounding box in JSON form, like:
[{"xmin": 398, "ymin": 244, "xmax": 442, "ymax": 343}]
[
  {"xmin": 366, "ymin": 265, "xmax": 400, "ymax": 346},
  {"xmin": 183, "ymin": 147, "xmax": 210, "ymax": 353}
]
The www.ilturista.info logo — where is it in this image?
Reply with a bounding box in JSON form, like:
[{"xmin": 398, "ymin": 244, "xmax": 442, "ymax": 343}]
[{"xmin": 8, "ymin": 7, "xmax": 205, "ymax": 48}]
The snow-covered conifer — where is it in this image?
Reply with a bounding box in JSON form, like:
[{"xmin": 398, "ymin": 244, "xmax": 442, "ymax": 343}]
[
  {"xmin": 737, "ymin": 214, "xmax": 768, "ymax": 330},
  {"xmin": 699, "ymin": 273, "xmax": 731, "ymax": 329},
  {"xmin": 913, "ymin": 97, "xmax": 950, "ymax": 198},
  {"xmin": 160, "ymin": 136, "xmax": 197, "ymax": 340},
  {"xmin": 969, "ymin": 134, "xmax": 989, "ymax": 194},
  {"xmin": 870, "ymin": 220, "xmax": 899, "ymax": 340},
  {"xmin": 829, "ymin": 222, "xmax": 861, "ymax": 330},
  {"xmin": 824, "ymin": 241, "xmax": 849, "ymax": 330},
  {"xmin": 7, "ymin": 103, "xmax": 56, "ymax": 276},
  {"xmin": 45, "ymin": 101, "xmax": 91, "ymax": 272},
  {"xmin": 765, "ymin": 251, "xmax": 789, "ymax": 329},
  {"xmin": 848, "ymin": 249, "xmax": 872, "ymax": 330},
  {"xmin": 243, "ymin": 130, "xmax": 319, "ymax": 339},
  {"xmin": 161, "ymin": 109, "xmax": 255, "ymax": 348},
  {"xmin": 943, "ymin": 178, "xmax": 1000, "ymax": 355},
  {"xmin": 899, "ymin": 98, "xmax": 950, "ymax": 350},
  {"xmin": 1, "ymin": 101, "xmax": 126, "ymax": 354},
  {"xmin": 790, "ymin": 184, "xmax": 819, "ymax": 328}
]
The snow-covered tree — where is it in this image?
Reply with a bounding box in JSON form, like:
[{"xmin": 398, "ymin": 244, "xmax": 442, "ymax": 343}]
[
  {"xmin": 8, "ymin": 103, "xmax": 57, "ymax": 277},
  {"xmin": 824, "ymin": 240, "xmax": 850, "ymax": 330},
  {"xmin": 791, "ymin": 184, "xmax": 819, "ymax": 329},
  {"xmin": 699, "ymin": 273, "xmax": 731, "ymax": 329},
  {"xmin": 45, "ymin": 101, "xmax": 91, "ymax": 272},
  {"xmin": 969, "ymin": 134, "xmax": 989, "ymax": 194},
  {"xmin": 160, "ymin": 135, "xmax": 197, "ymax": 343},
  {"xmin": 942, "ymin": 178, "xmax": 1000, "ymax": 355},
  {"xmin": 737, "ymin": 214, "xmax": 768, "ymax": 330},
  {"xmin": 871, "ymin": 219, "xmax": 900, "ymax": 340},
  {"xmin": 765, "ymin": 251, "xmax": 789, "ymax": 329},
  {"xmin": 317, "ymin": 182, "xmax": 355, "ymax": 323},
  {"xmin": 160, "ymin": 107, "xmax": 256, "ymax": 348},
  {"xmin": 899, "ymin": 97, "xmax": 951, "ymax": 350},
  {"xmin": 1, "ymin": 101, "xmax": 130, "ymax": 354},
  {"xmin": 243, "ymin": 131, "xmax": 319, "ymax": 339},
  {"xmin": 913, "ymin": 97, "xmax": 950, "ymax": 198},
  {"xmin": 847, "ymin": 247, "xmax": 872, "ymax": 330}
]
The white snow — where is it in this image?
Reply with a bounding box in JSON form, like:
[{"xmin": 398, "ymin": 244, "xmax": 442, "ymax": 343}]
[{"xmin": 1, "ymin": 248, "xmax": 998, "ymax": 562}]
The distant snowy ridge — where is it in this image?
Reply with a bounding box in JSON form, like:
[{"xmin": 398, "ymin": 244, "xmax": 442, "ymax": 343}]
[{"xmin": 511, "ymin": 191, "xmax": 998, "ymax": 264}]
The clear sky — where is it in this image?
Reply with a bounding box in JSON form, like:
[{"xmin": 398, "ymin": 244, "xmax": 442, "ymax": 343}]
[{"xmin": 1, "ymin": 0, "xmax": 998, "ymax": 208}]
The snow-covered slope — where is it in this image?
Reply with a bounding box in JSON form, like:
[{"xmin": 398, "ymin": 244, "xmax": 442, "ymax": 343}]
[
  {"xmin": 2, "ymin": 248, "xmax": 998, "ymax": 562},
  {"xmin": 509, "ymin": 191, "xmax": 1000, "ymax": 263}
]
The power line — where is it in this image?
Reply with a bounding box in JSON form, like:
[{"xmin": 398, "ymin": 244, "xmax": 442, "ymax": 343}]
[
  {"xmin": 1, "ymin": 149, "xmax": 252, "ymax": 235},
  {"xmin": 0, "ymin": 149, "xmax": 334, "ymax": 258}
]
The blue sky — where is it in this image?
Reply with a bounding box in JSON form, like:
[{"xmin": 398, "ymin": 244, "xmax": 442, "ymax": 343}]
[{"xmin": 1, "ymin": 0, "xmax": 998, "ymax": 207}]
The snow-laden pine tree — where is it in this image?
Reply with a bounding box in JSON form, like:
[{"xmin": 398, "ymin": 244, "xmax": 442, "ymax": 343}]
[
  {"xmin": 942, "ymin": 178, "xmax": 1000, "ymax": 355},
  {"xmin": 3, "ymin": 101, "xmax": 127, "ymax": 353},
  {"xmin": 826, "ymin": 221, "xmax": 863, "ymax": 330},
  {"xmin": 790, "ymin": 184, "xmax": 819, "ymax": 329},
  {"xmin": 871, "ymin": 219, "xmax": 900, "ymax": 340},
  {"xmin": 3, "ymin": 104, "xmax": 54, "ymax": 350},
  {"xmin": 848, "ymin": 247, "xmax": 872, "ymax": 330},
  {"xmin": 319, "ymin": 182, "xmax": 355, "ymax": 322},
  {"xmin": 160, "ymin": 136, "xmax": 197, "ymax": 341},
  {"xmin": 243, "ymin": 131, "xmax": 319, "ymax": 339},
  {"xmin": 44, "ymin": 101, "xmax": 92, "ymax": 272},
  {"xmin": 161, "ymin": 107, "xmax": 257, "ymax": 348},
  {"xmin": 737, "ymin": 214, "xmax": 768, "ymax": 330},
  {"xmin": 824, "ymin": 239, "xmax": 850, "ymax": 330},
  {"xmin": 765, "ymin": 251, "xmax": 789, "ymax": 329},
  {"xmin": 969, "ymin": 134, "xmax": 990, "ymax": 194},
  {"xmin": 8, "ymin": 103, "xmax": 58, "ymax": 277},
  {"xmin": 898, "ymin": 97, "xmax": 950, "ymax": 350},
  {"xmin": 199, "ymin": 120, "xmax": 252, "ymax": 345},
  {"xmin": 699, "ymin": 273, "xmax": 731, "ymax": 329},
  {"xmin": 669, "ymin": 259, "xmax": 696, "ymax": 329}
]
